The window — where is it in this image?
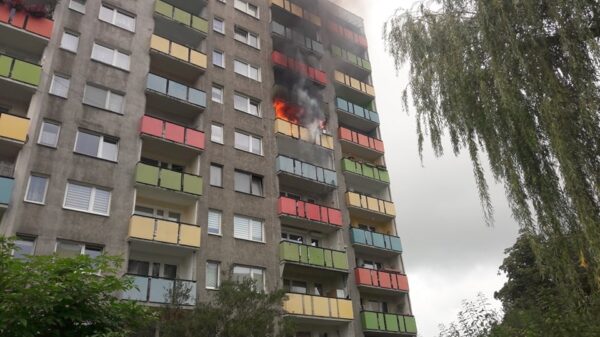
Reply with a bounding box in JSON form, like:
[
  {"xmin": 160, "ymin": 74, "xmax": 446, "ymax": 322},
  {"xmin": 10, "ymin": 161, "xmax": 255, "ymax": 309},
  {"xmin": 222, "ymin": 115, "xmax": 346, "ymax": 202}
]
[
  {"xmin": 74, "ymin": 130, "xmax": 118, "ymax": 162},
  {"xmin": 13, "ymin": 236, "xmax": 35, "ymax": 259},
  {"xmin": 234, "ymin": 170, "xmax": 263, "ymax": 196},
  {"xmin": 69, "ymin": 0, "xmax": 86, "ymax": 13},
  {"xmin": 55, "ymin": 240, "xmax": 103, "ymax": 258},
  {"xmin": 213, "ymin": 50, "xmax": 225, "ymax": 68},
  {"xmin": 24, "ymin": 175, "xmax": 49, "ymax": 204},
  {"xmin": 207, "ymin": 209, "xmax": 222, "ymax": 235},
  {"xmin": 210, "ymin": 164, "xmax": 223, "ymax": 187},
  {"xmin": 83, "ymin": 84, "xmax": 124, "ymax": 114},
  {"xmin": 38, "ymin": 121, "xmax": 61, "ymax": 147},
  {"xmin": 49, "ymin": 74, "xmax": 70, "ymax": 98},
  {"xmin": 234, "ymin": 131, "xmax": 262, "ymax": 155},
  {"xmin": 91, "ymin": 43, "xmax": 130, "ymax": 70},
  {"xmin": 99, "ymin": 4, "xmax": 136, "ymax": 32},
  {"xmin": 211, "ymin": 124, "xmax": 223, "ymax": 144},
  {"xmin": 233, "ymin": 265, "xmax": 264, "ymax": 290},
  {"xmin": 233, "ymin": 215, "xmax": 264, "ymax": 242},
  {"xmin": 233, "ymin": 93, "xmax": 260, "ymax": 116},
  {"xmin": 213, "ymin": 17, "xmax": 225, "ymax": 34},
  {"xmin": 234, "ymin": 60, "xmax": 261, "ymax": 81},
  {"xmin": 234, "ymin": 26, "xmax": 259, "ymax": 48},
  {"xmin": 60, "ymin": 31, "xmax": 79, "ymax": 52},
  {"xmin": 212, "ymin": 85, "xmax": 223, "ymax": 103},
  {"xmin": 234, "ymin": 0, "xmax": 259, "ymax": 18},
  {"xmin": 134, "ymin": 205, "xmax": 181, "ymax": 222},
  {"xmin": 127, "ymin": 259, "xmax": 177, "ymax": 279},
  {"xmin": 63, "ymin": 182, "xmax": 111, "ymax": 216},
  {"xmin": 206, "ymin": 261, "xmax": 220, "ymax": 289}
]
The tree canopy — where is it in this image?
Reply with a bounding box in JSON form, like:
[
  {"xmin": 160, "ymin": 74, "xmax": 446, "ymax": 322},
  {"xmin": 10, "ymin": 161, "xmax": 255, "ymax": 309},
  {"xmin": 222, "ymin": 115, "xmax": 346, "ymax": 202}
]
[{"xmin": 384, "ymin": 0, "xmax": 600, "ymax": 296}]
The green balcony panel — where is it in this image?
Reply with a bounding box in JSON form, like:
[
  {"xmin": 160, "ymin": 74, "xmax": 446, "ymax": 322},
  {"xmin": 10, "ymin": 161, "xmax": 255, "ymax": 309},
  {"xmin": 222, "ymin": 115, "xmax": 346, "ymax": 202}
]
[
  {"xmin": 362, "ymin": 312, "xmax": 379, "ymax": 330},
  {"xmin": 332, "ymin": 45, "xmax": 342, "ymax": 57},
  {"xmin": 192, "ymin": 16, "xmax": 208, "ymax": 33},
  {"xmin": 11, "ymin": 60, "xmax": 41, "ymax": 86},
  {"xmin": 390, "ymin": 236, "xmax": 403, "ymax": 251},
  {"xmin": 350, "ymin": 228, "xmax": 367, "ymax": 245},
  {"xmin": 281, "ymin": 242, "xmax": 300, "ymax": 262},
  {"xmin": 155, "ymin": 0, "xmax": 172, "ymax": 17},
  {"xmin": 332, "ymin": 251, "xmax": 348, "ymax": 270},
  {"xmin": 299, "ymin": 244, "xmax": 309, "ymax": 264},
  {"xmin": 404, "ymin": 316, "xmax": 417, "ymax": 333},
  {"xmin": 342, "ymin": 158, "xmax": 356, "ymax": 173},
  {"xmin": 398, "ymin": 315, "xmax": 407, "ymax": 332},
  {"xmin": 0, "ymin": 55, "xmax": 12, "ymax": 77},
  {"xmin": 379, "ymin": 169, "xmax": 390, "ymax": 182},
  {"xmin": 385, "ymin": 314, "xmax": 400, "ymax": 332},
  {"xmin": 324, "ymin": 250, "xmax": 333, "ymax": 268},
  {"xmin": 362, "ymin": 59, "xmax": 372, "ymax": 70},
  {"xmin": 362, "ymin": 164, "xmax": 375, "ymax": 178},
  {"xmin": 136, "ymin": 163, "xmax": 159, "ymax": 186},
  {"xmin": 183, "ymin": 174, "xmax": 202, "ymax": 195},
  {"xmin": 372, "ymin": 232, "xmax": 386, "ymax": 249},
  {"xmin": 308, "ymin": 246, "xmax": 325, "ymax": 266},
  {"xmin": 377, "ymin": 313, "xmax": 386, "ymax": 330},
  {"xmin": 173, "ymin": 8, "xmax": 191, "ymax": 25},
  {"xmin": 348, "ymin": 52, "xmax": 358, "ymax": 65},
  {"xmin": 160, "ymin": 169, "xmax": 182, "ymax": 191}
]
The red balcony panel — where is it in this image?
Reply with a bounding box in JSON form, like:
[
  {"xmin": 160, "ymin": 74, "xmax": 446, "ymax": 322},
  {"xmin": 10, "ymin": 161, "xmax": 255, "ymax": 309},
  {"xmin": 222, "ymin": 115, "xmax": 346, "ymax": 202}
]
[
  {"xmin": 297, "ymin": 200, "xmax": 306, "ymax": 218},
  {"xmin": 314, "ymin": 70, "xmax": 327, "ymax": 84},
  {"xmin": 370, "ymin": 270, "xmax": 379, "ymax": 285},
  {"xmin": 390, "ymin": 273, "xmax": 398, "ymax": 289},
  {"xmin": 319, "ymin": 206, "xmax": 329, "ymax": 223},
  {"xmin": 306, "ymin": 203, "xmax": 321, "ymax": 221},
  {"xmin": 378, "ymin": 271, "xmax": 392, "ymax": 288},
  {"xmin": 26, "ymin": 17, "xmax": 53, "ymax": 38},
  {"xmin": 296, "ymin": 61, "xmax": 308, "ymax": 76},
  {"xmin": 140, "ymin": 115, "xmax": 163, "ymax": 137},
  {"xmin": 358, "ymin": 36, "xmax": 368, "ymax": 47},
  {"xmin": 272, "ymin": 51, "xmax": 287, "ymax": 67},
  {"xmin": 185, "ymin": 129, "xmax": 205, "ymax": 149},
  {"xmin": 9, "ymin": 11, "xmax": 26, "ymax": 28},
  {"xmin": 357, "ymin": 133, "xmax": 369, "ymax": 147},
  {"xmin": 397, "ymin": 274, "xmax": 409, "ymax": 291},
  {"xmin": 355, "ymin": 268, "xmax": 373, "ymax": 286},
  {"xmin": 165, "ymin": 122, "xmax": 185, "ymax": 143},
  {"xmin": 307, "ymin": 67, "xmax": 315, "ymax": 78},
  {"xmin": 278, "ymin": 197, "xmax": 297, "ymax": 216},
  {"xmin": 339, "ymin": 127, "xmax": 352, "ymax": 141},
  {"xmin": 328, "ymin": 209, "xmax": 342, "ymax": 226},
  {"xmin": 0, "ymin": 5, "xmax": 9, "ymax": 22},
  {"xmin": 374, "ymin": 139, "xmax": 385, "ymax": 152},
  {"xmin": 343, "ymin": 28, "xmax": 353, "ymax": 40}
]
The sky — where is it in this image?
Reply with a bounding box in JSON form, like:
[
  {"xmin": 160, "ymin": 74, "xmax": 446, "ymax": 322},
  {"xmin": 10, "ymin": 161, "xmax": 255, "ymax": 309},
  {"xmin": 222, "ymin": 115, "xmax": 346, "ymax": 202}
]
[{"xmin": 332, "ymin": 1, "xmax": 521, "ymax": 336}]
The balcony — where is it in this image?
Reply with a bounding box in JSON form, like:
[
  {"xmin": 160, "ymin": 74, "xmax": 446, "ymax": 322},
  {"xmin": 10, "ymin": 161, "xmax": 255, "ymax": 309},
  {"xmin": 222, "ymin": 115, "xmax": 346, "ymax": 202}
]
[
  {"xmin": 0, "ymin": 54, "xmax": 41, "ymax": 102},
  {"xmin": 154, "ymin": 0, "xmax": 207, "ymax": 46},
  {"xmin": 0, "ymin": 176, "xmax": 14, "ymax": 218},
  {"xmin": 284, "ymin": 293, "xmax": 353, "ymax": 323},
  {"xmin": 346, "ymin": 192, "xmax": 395, "ymax": 221},
  {"xmin": 275, "ymin": 118, "xmax": 333, "ymax": 150},
  {"xmin": 272, "ymin": 51, "xmax": 327, "ymax": 86},
  {"xmin": 327, "ymin": 21, "xmax": 368, "ymax": 49},
  {"xmin": 280, "ymin": 241, "xmax": 348, "ymax": 273},
  {"xmin": 332, "ymin": 44, "xmax": 371, "ymax": 78},
  {"xmin": 270, "ymin": 0, "xmax": 321, "ymax": 27},
  {"xmin": 334, "ymin": 71, "xmax": 374, "ymax": 104},
  {"xmin": 339, "ymin": 127, "xmax": 384, "ymax": 161},
  {"xmin": 140, "ymin": 115, "xmax": 204, "ymax": 159},
  {"xmin": 0, "ymin": 113, "xmax": 29, "ymax": 158},
  {"xmin": 342, "ymin": 158, "xmax": 389, "ymax": 194},
  {"xmin": 149, "ymin": 34, "xmax": 206, "ymax": 82},
  {"xmin": 0, "ymin": 4, "xmax": 53, "ymax": 57},
  {"xmin": 350, "ymin": 228, "xmax": 402, "ymax": 256},
  {"xmin": 135, "ymin": 162, "xmax": 203, "ymax": 198},
  {"xmin": 128, "ymin": 214, "xmax": 201, "ymax": 248},
  {"xmin": 271, "ymin": 20, "xmax": 323, "ymax": 56},
  {"xmin": 336, "ymin": 97, "xmax": 379, "ymax": 133},
  {"xmin": 278, "ymin": 196, "xmax": 342, "ymax": 233},
  {"xmin": 355, "ymin": 268, "xmax": 409, "ymax": 295},
  {"xmin": 276, "ymin": 155, "xmax": 337, "ymax": 193},
  {"xmin": 361, "ymin": 311, "xmax": 417, "ymax": 335},
  {"xmin": 123, "ymin": 274, "xmax": 196, "ymax": 305}
]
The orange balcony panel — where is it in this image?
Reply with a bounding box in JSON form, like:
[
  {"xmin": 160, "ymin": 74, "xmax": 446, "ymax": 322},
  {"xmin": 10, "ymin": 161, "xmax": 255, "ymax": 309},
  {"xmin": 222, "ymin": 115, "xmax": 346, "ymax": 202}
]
[
  {"xmin": 355, "ymin": 268, "xmax": 373, "ymax": 286},
  {"xmin": 398, "ymin": 274, "xmax": 409, "ymax": 291},
  {"xmin": 339, "ymin": 127, "xmax": 352, "ymax": 141},
  {"xmin": 378, "ymin": 271, "xmax": 392, "ymax": 288},
  {"xmin": 25, "ymin": 16, "xmax": 53, "ymax": 38}
]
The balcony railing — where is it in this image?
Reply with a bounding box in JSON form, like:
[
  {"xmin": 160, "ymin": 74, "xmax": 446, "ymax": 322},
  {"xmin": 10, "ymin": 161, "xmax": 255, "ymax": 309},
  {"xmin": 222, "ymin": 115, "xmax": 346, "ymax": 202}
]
[
  {"xmin": 271, "ymin": 21, "xmax": 323, "ymax": 54},
  {"xmin": 270, "ymin": 0, "xmax": 321, "ymax": 27},
  {"xmin": 276, "ymin": 155, "xmax": 337, "ymax": 187},
  {"xmin": 350, "ymin": 227, "xmax": 402, "ymax": 253},
  {"xmin": 327, "ymin": 21, "xmax": 368, "ymax": 48},
  {"xmin": 123, "ymin": 274, "xmax": 196, "ymax": 305},
  {"xmin": 0, "ymin": 176, "xmax": 14, "ymax": 206},
  {"xmin": 272, "ymin": 51, "xmax": 327, "ymax": 85},
  {"xmin": 336, "ymin": 97, "xmax": 379, "ymax": 124},
  {"xmin": 278, "ymin": 196, "xmax": 342, "ymax": 227},
  {"xmin": 128, "ymin": 214, "xmax": 201, "ymax": 248},
  {"xmin": 280, "ymin": 241, "xmax": 348, "ymax": 271},
  {"xmin": 342, "ymin": 158, "xmax": 389, "ymax": 183},
  {"xmin": 150, "ymin": 34, "xmax": 207, "ymax": 69},
  {"xmin": 361, "ymin": 311, "xmax": 417, "ymax": 335},
  {"xmin": 284, "ymin": 293, "xmax": 353, "ymax": 320},
  {"xmin": 140, "ymin": 115, "xmax": 205, "ymax": 150},
  {"xmin": 146, "ymin": 73, "xmax": 206, "ymax": 108},
  {"xmin": 346, "ymin": 192, "xmax": 395, "ymax": 217},
  {"xmin": 0, "ymin": 113, "xmax": 29, "ymax": 143},
  {"xmin": 275, "ymin": 118, "xmax": 333, "ymax": 150},
  {"xmin": 339, "ymin": 127, "xmax": 384, "ymax": 154},
  {"xmin": 334, "ymin": 71, "xmax": 374, "ymax": 97},
  {"xmin": 135, "ymin": 163, "xmax": 203, "ymax": 196},
  {"xmin": 355, "ymin": 267, "xmax": 409, "ymax": 292},
  {"xmin": 0, "ymin": 54, "xmax": 41, "ymax": 86},
  {"xmin": 0, "ymin": 4, "xmax": 53, "ymax": 39},
  {"xmin": 331, "ymin": 45, "xmax": 371, "ymax": 71},
  {"xmin": 154, "ymin": 0, "xmax": 208, "ymax": 34}
]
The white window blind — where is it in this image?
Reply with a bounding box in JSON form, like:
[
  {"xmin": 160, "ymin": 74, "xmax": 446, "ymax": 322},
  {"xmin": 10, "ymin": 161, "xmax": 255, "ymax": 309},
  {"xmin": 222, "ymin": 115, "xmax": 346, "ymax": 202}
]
[
  {"xmin": 208, "ymin": 209, "xmax": 222, "ymax": 235},
  {"xmin": 99, "ymin": 4, "xmax": 136, "ymax": 32},
  {"xmin": 234, "ymin": 215, "xmax": 263, "ymax": 242},
  {"xmin": 64, "ymin": 182, "xmax": 111, "ymax": 215},
  {"xmin": 91, "ymin": 43, "xmax": 130, "ymax": 70},
  {"xmin": 206, "ymin": 262, "xmax": 220, "ymax": 289},
  {"xmin": 83, "ymin": 84, "xmax": 124, "ymax": 114}
]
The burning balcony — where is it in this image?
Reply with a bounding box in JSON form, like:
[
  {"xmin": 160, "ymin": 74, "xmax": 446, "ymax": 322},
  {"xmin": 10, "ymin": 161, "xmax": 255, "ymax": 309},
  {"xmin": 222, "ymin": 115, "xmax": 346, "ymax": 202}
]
[
  {"xmin": 276, "ymin": 155, "xmax": 337, "ymax": 193},
  {"xmin": 275, "ymin": 118, "xmax": 333, "ymax": 150},
  {"xmin": 153, "ymin": 0, "xmax": 207, "ymax": 46},
  {"xmin": 140, "ymin": 115, "xmax": 205, "ymax": 158},
  {"xmin": 361, "ymin": 311, "xmax": 417, "ymax": 335},
  {"xmin": 346, "ymin": 192, "xmax": 395, "ymax": 222},
  {"xmin": 334, "ymin": 70, "xmax": 374, "ymax": 104},
  {"xmin": 355, "ymin": 268, "xmax": 409, "ymax": 295},
  {"xmin": 128, "ymin": 214, "xmax": 201, "ymax": 249},
  {"xmin": 350, "ymin": 227, "xmax": 402, "ymax": 256},
  {"xmin": 135, "ymin": 162, "xmax": 203, "ymax": 198},
  {"xmin": 149, "ymin": 34, "xmax": 206, "ymax": 82},
  {"xmin": 271, "ymin": 21, "xmax": 324, "ymax": 55},
  {"xmin": 0, "ymin": 3, "xmax": 53, "ymax": 57},
  {"xmin": 270, "ymin": 0, "xmax": 321, "ymax": 27},
  {"xmin": 339, "ymin": 127, "xmax": 384, "ymax": 161},
  {"xmin": 278, "ymin": 196, "xmax": 342, "ymax": 232},
  {"xmin": 336, "ymin": 97, "xmax": 379, "ymax": 133},
  {"xmin": 272, "ymin": 51, "xmax": 327, "ymax": 86},
  {"xmin": 280, "ymin": 241, "xmax": 349, "ymax": 272}
]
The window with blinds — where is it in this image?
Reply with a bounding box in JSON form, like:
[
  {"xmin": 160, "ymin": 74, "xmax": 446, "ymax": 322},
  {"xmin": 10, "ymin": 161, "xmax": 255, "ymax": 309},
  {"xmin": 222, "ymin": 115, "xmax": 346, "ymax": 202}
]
[
  {"xmin": 205, "ymin": 261, "xmax": 220, "ymax": 289},
  {"xmin": 63, "ymin": 182, "xmax": 111, "ymax": 215},
  {"xmin": 233, "ymin": 215, "xmax": 263, "ymax": 242},
  {"xmin": 208, "ymin": 209, "xmax": 222, "ymax": 235}
]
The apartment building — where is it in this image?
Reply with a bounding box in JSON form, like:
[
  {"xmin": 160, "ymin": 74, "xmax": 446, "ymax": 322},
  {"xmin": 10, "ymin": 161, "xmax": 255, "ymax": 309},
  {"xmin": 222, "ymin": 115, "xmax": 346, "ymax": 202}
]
[{"xmin": 0, "ymin": 0, "xmax": 416, "ymax": 335}]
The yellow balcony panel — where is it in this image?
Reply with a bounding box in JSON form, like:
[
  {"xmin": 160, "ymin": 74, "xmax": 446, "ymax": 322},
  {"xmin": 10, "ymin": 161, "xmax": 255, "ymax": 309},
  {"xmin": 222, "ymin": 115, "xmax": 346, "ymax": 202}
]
[
  {"xmin": 385, "ymin": 201, "xmax": 396, "ymax": 216},
  {"xmin": 170, "ymin": 42, "xmax": 189, "ymax": 61},
  {"xmin": 334, "ymin": 70, "xmax": 345, "ymax": 83},
  {"xmin": 313, "ymin": 296, "xmax": 330, "ymax": 317},
  {"xmin": 284, "ymin": 293, "xmax": 304, "ymax": 314},
  {"xmin": 155, "ymin": 219, "xmax": 179, "ymax": 244},
  {"xmin": 271, "ymin": 0, "xmax": 284, "ymax": 7},
  {"xmin": 346, "ymin": 192, "xmax": 361, "ymax": 207},
  {"xmin": 275, "ymin": 118, "xmax": 292, "ymax": 136},
  {"xmin": 129, "ymin": 215, "xmax": 155, "ymax": 241},
  {"xmin": 150, "ymin": 34, "xmax": 170, "ymax": 54},
  {"xmin": 179, "ymin": 224, "xmax": 201, "ymax": 247},
  {"xmin": 329, "ymin": 298, "xmax": 339, "ymax": 317},
  {"xmin": 0, "ymin": 113, "xmax": 29, "ymax": 143},
  {"xmin": 367, "ymin": 196, "xmax": 379, "ymax": 211},
  {"xmin": 299, "ymin": 127, "xmax": 311, "ymax": 142},
  {"xmin": 303, "ymin": 295, "xmax": 313, "ymax": 315},
  {"xmin": 321, "ymin": 134, "xmax": 334, "ymax": 149},
  {"xmin": 190, "ymin": 50, "xmax": 207, "ymax": 68},
  {"xmin": 337, "ymin": 299, "xmax": 354, "ymax": 319},
  {"xmin": 290, "ymin": 124, "xmax": 300, "ymax": 138}
]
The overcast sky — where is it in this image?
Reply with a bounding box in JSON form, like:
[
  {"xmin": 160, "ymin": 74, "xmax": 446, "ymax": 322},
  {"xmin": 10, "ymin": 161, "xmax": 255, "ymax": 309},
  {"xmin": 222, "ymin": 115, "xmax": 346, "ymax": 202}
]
[{"xmin": 332, "ymin": 1, "xmax": 521, "ymax": 336}]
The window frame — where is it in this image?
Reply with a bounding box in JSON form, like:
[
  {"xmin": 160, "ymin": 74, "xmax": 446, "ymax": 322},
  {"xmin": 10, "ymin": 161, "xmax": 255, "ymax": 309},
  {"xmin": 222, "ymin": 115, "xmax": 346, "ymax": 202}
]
[
  {"xmin": 234, "ymin": 0, "xmax": 259, "ymax": 19},
  {"xmin": 82, "ymin": 84, "xmax": 125, "ymax": 114},
  {"xmin": 59, "ymin": 31, "xmax": 79, "ymax": 53},
  {"xmin": 205, "ymin": 261, "xmax": 221, "ymax": 289},
  {"xmin": 49, "ymin": 74, "xmax": 70, "ymax": 98},
  {"xmin": 212, "ymin": 50, "xmax": 225, "ymax": 68},
  {"xmin": 37, "ymin": 120, "xmax": 61, "ymax": 148},
  {"xmin": 98, "ymin": 3, "xmax": 136, "ymax": 32},
  {"xmin": 233, "ymin": 214, "xmax": 264, "ymax": 243},
  {"xmin": 232, "ymin": 265, "xmax": 265, "ymax": 291},
  {"xmin": 54, "ymin": 239, "xmax": 103, "ymax": 257},
  {"xmin": 233, "ymin": 92, "xmax": 261, "ymax": 117},
  {"xmin": 210, "ymin": 164, "xmax": 223, "ymax": 187},
  {"xmin": 91, "ymin": 42, "xmax": 131, "ymax": 71},
  {"xmin": 68, "ymin": 0, "xmax": 86, "ymax": 14},
  {"xmin": 211, "ymin": 123, "xmax": 224, "ymax": 144},
  {"xmin": 234, "ymin": 130, "xmax": 263, "ymax": 155},
  {"xmin": 24, "ymin": 174, "xmax": 49, "ymax": 205},
  {"xmin": 207, "ymin": 209, "xmax": 223, "ymax": 236},
  {"xmin": 234, "ymin": 59, "xmax": 261, "ymax": 81},
  {"xmin": 213, "ymin": 17, "xmax": 225, "ymax": 34},
  {"xmin": 73, "ymin": 129, "xmax": 119, "ymax": 162},
  {"xmin": 211, "ymin": 84, "xmax": 224, "ymax": 104},
  {"xmin": 234, "ymin": 170, "xmax": 263, "ymax": 196},
  {"xmin": 63, "ymin": 181, "xmax": 112, "ymax": 216},
  {"xmin": 234, "ymin": 26, "xmax": 260, "ymax": 49},
  {"xmin": 12, "ymin": 235, "xmax": 36, "ymax": 259}
]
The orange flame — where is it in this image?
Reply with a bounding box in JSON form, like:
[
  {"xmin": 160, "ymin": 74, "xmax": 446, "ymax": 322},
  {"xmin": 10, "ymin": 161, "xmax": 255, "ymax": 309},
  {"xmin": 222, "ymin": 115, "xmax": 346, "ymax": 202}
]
[{"xmin": 273, "ymin": 98, "xmax": 326, "ymax": 129}]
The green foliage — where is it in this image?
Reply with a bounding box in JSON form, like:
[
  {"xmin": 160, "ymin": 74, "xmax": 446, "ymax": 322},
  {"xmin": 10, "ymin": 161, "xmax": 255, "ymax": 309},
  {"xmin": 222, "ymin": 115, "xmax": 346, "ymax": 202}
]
[
  {"xmin": 384, "ymin": 0, "xmax": 600, "ymax": 300},
  {"xmin": 437, "ymin": 294, "xmax": 501, "ymax": 337},
  {"xmin": 0, "ymin": 237, "xmax": 155, "ymax": 337},
  {"xmin": 158, "ymin": 278, "xmax": 293, "ymax": 337}
]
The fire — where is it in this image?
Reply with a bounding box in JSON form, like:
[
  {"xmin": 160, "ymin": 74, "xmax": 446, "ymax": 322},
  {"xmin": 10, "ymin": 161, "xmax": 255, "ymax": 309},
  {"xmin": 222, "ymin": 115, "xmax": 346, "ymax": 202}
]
[{"xmin": 273, "ymin": 98, "xmax": 326, "ymax": 129}]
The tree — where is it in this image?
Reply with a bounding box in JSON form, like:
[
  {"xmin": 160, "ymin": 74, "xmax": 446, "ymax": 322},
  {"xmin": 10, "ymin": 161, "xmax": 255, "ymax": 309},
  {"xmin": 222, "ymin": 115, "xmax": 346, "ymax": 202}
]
[
  {"xmin": 0, "ymin": 237, "xmax": 155, "ymax": 337},
  {"xmin": 158, "ymin": 279, "xmax": 293, "ymax": 337},
  {"xmin": 437, "ymin": 293, "xmax": 501, "ymax": 337},
  {"xmin": 384, "ymin": 0, "xmax": 600, "ymax": 298}
]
